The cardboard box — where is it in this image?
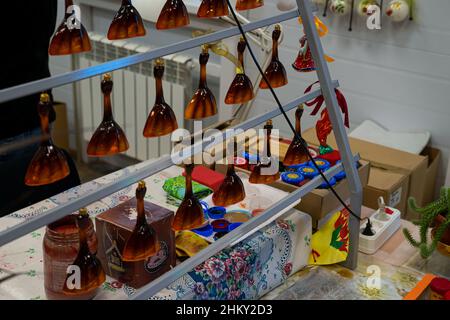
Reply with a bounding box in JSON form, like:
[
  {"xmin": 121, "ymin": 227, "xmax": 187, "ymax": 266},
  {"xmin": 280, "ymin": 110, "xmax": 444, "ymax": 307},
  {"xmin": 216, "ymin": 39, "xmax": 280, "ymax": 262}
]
[
  {"xmin": 95, "ymin": 198, "xmax": 176, "ymax": 288},
  {"xmin": 302, "ymin": 128, "xmax": 441, "ymax": 220},
  {"xmin": 363, "ymin": 167, "xmax": 410, "ymax": 212},
  {"xmin": 216, "ymin": 139, "xmax": 370, "ymax": 224}
]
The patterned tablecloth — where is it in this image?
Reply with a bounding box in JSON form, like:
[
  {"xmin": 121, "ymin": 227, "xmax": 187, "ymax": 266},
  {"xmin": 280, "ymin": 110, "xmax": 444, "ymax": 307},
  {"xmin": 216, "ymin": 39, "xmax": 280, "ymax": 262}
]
[{"xmin": 0, "ymin": 162, "xmax": 312, "ymax": 300}]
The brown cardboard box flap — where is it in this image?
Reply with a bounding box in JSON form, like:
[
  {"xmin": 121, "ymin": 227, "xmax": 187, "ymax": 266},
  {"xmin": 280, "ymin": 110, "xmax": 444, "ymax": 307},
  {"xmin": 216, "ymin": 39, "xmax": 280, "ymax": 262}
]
[
  {"xmin": 364, "ymin": 167, "xmax": 410, "ymax": 212},
  {"xmin": 368, "ymin": 168, "xmax": 406, "ymax": 190}
]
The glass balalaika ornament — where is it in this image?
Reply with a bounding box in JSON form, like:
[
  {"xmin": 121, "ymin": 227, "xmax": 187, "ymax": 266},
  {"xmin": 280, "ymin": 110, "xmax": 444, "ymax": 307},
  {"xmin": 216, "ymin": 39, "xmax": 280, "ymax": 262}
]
[
  {"xmin": 283, "ymin": 105, "xmax": 310, "ymax": 166},
  {"xmin": 87, "ymin": 74, "xmax": 129, "ymax": 156},
  {"xmin": 185, "ymin": 46, "xmax": 217, "ymax": 119},
  {"xmin": 156, "ymin": 0, "xmax": 190, "ymax": 30},
  {"xmin": 49, "ymin": 0, "xmax": 92, "ymax": 55},
  {"xmin": 249, "ymin": 120, "xmax": 280, "ymax": 184},
  {"xmin": 25, "ymin": 93, "xmax": 70, "ymax": 186},
  {"xmin": 143, "ymin": 59, "xmax": 178, "ymax": 137},
  {"xmin": 122, "ymin": 181, "xmax": 160, "ymax": 262},
  {"xmin": 197, "ymin": 0, "xmax": 229, "ymax": 18},
  {"xmin": 236, "ymin": 0, "xmax": 264, "ymax": 11},
  {"xmin": 107, "ymin": 0, "xmax": 146, "ymax": 40},
  {"xmin": 172, "ymin": 163, "xmax": 206, "ymax": 231},
  {"xmin": 259, "ymin": 25, "xmax": 288, "ymax": 89},
  {"xmin": 212, "ymin": 142, "xmax": 246, "ymax": 207},
  {"xmin": 62, "ymin": 208, "xmax": 105, "ymax": 299},
  {"xmin": 225, "ymin": 37, "xmax": 255, "ymax": 105}
]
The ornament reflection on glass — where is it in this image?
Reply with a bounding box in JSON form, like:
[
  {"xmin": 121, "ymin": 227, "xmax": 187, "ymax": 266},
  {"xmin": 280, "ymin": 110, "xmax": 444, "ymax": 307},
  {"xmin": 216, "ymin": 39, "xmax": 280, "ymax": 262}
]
[
  {"xmin": 107, "ymin": 0, "xmax": 146, "ymax": 40},
  {"xmin": 49, "ymin": 0, "xmax": 92, "ymax": 55},
  {"xmin": 25, "ymin": 93, "xmax": 70, "ymax": 186},
  {"xmin": 185, "ymin": 46, "xmax": 217, "ymax": 119},
  {"xmin": 225, "ymin": 38, "xmax": 255, "ymax": 105},
  {"xmin": 122, "ymin": 181, "xmax": 160, "ymax": 262},
  {"xmin": 87, "ymin": 74, "xmax": 129, "ymax": 156},
  {"xmin": 235, "ymin": 0, "xmax": 264, "ymax": 11},
  {"xmin": 283, "ymin": 105, "xmax": 310, "ymax": 166},
  {"xmin": 172, "ymin": 163, "xmax": 207, "ymax": 231},
  {"xmin": 260, "ymin": 25, "xmax": 288, "ymax": 89},
  {"xmin": 62, "ymin": 208, "xmax": 105, "ymax": 298},
  {"xmin": 386, "ymin": 0, "xmax": 410, "ymax": 22},
  {"xmin": 212, "ymin": 141, "xmax": 246, "ymax": 207},
  {"xmin": 249, "ymin": 120, "xmax": 280, "ymax": 184},
  {"xmin": 197, "ymin": 0, "xmax": 229, "ymax": 18},
  {"xmin": 156, "ymin": 0, "xmax": 190, "ymax": 30},
  {"xmin": 143, "ymin": 59, "xmax": 178, "ymax": 137},
  {"xmin": 304, "ymin": 81, "xmax": 349, "ymax": 156}
]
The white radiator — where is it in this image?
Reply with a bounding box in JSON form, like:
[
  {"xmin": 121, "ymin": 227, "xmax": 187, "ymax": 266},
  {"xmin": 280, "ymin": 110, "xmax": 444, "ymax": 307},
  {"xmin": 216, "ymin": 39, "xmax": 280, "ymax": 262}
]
[{"xmin": 76, "ymin": 33, "xmax": 193, "ymax": 162}]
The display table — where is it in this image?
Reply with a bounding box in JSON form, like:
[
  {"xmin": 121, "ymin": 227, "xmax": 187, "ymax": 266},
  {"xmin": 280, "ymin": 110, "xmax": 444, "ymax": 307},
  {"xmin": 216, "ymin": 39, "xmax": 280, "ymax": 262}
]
[{"xmin": 0, "ymin": 162, "xmax": 312, "ymax": 300}]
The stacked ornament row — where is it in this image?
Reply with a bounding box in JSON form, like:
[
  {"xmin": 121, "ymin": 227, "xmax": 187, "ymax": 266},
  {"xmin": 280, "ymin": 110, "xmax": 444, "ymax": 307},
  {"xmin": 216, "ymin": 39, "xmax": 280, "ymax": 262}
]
[{"xmin": 49, "ymin": 0, "xmax": 265, "ymax": 56}]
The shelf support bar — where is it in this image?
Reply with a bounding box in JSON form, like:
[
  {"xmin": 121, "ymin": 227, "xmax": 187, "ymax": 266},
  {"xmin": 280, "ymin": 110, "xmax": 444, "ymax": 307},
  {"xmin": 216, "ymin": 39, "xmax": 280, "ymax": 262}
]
[
  {"xmin": 296, "ymin": 0, "xmax": 363, "ymax": 269},
  {"xmin": 0, "ymin": 82, "xmax": 337, "ymax": 248}
]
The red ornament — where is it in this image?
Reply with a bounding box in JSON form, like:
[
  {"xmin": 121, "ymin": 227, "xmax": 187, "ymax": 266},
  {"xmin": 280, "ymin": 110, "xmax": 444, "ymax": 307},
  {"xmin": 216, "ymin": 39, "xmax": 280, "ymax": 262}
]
[
  {"xmin": 304, "ymin": 81, "xmax": 349, "ymax": 155},
  {"xmin": 292, "ymin": 36, "xmax": 315, "ymax": 72}
]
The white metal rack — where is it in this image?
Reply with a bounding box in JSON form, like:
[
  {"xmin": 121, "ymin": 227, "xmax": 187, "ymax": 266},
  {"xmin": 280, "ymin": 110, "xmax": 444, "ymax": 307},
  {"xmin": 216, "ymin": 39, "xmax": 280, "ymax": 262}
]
[{"xmin": 0, "ymin": 0, "xmax": 362, "ymax": 300}]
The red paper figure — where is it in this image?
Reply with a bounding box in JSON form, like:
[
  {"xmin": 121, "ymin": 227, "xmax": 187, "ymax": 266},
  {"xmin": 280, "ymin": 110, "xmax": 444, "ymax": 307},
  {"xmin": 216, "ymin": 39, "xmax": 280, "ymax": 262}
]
[{"xmin": 304, "ymin": 81, "xmax": 349, "ymax": 162}]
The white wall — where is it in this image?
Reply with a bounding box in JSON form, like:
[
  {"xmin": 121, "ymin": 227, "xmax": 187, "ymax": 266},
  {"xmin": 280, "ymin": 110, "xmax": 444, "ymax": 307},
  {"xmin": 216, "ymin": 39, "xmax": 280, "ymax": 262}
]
[{"xmin": 242, "ymin": 0, "xmax": 450, "ymax": 190}]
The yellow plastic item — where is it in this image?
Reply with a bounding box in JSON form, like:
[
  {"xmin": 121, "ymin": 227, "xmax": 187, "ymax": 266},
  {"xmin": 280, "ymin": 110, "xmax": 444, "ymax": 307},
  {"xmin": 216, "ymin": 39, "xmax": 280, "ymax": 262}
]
[
  {"xmin": 175, "ymin": 230, "xmax": 210, "ymax": 258},
  {"xmin": 308, "ymin": 209, "xmax": 349, "ymax": 265}
]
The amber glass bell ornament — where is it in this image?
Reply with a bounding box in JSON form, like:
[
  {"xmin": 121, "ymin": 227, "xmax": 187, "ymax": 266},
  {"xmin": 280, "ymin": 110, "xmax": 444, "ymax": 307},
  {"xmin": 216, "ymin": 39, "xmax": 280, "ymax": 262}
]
[
  {"xmin": 172, "ymin": 164, "xmax": 207, "ymax": 231},
  {"xmin": 259, "ymin": 25, "xmax": 288, "ymax": 89},
  {"xmin": 107, "ymin": 0, "xmax": 146, "ymax": 40},
  {"xmin": 25, "ymin": 94, "xmax": 70, "ymax": 186},
  {"xmin": 62, "ymin": 209, "xmax": 105, "ymax": 299},
  {"xmin": 156, "ymin": 0, "xmax": 190, "ymax": 30},
  {"xmin": 249, "ymin": 120, "xmax": 280, "ymax": 184},
  {"xmin": 236, "ymin": 0, "xmax": 264, "ymax": 11},
  {"xmin": 283, "ymin": 105, "xmax": 310, "ymax": 166},
  {"xmin": 197, "ymin": 0, "xmax": 229, "ymax": 18},
  {"xmin": 185, "ymin": 46, "xmax": 218, "ymax": 119},
  {"xmin": 143, "ymin": 59, "xmax": 178, "ymax": 137},
  {"xmin": 212, "ymin": 162, "xmax": 246, "ymax": 207},
  {"xmin": 49, "ymin": 0, "xmax": 92, "ymax": 55},
  {"xmin": 225, "ymin": 38, "xmax": 255, "ymax": 105},
  {"xmin": 87, "ymin": 74, "xmax": 129, "ymax": 156},
  {"xmin": 122, "ymin": 181, "xmax": 160, "ymax": 262}
]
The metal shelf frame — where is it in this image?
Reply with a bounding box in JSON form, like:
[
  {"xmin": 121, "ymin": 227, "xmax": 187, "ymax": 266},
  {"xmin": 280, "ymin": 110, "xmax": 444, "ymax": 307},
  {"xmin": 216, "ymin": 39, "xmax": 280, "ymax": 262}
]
[{"xmin": 0, "ymin": 0, "xmax": 362, "ymax": 300}]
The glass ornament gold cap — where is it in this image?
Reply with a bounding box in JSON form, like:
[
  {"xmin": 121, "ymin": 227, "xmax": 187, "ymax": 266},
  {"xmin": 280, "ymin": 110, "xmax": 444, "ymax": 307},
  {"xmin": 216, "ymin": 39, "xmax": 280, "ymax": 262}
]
[
  {"xmin": 103, "ymin": 73, "xmax": 112, "ymax": 81},
  {"xmin": 78, "ymin": 208, "xmax": 89, "ymax": 217},
  {"xmin": 138, "ymin": 180, "xmax": 146, "ymax": 189},
  {"xmin": 40, "ymin": 93, "xmax": 50, "ymax": 103},
  {"xmin": 155, "ymin": 58, "xmax": 165, "ymax": 66}
]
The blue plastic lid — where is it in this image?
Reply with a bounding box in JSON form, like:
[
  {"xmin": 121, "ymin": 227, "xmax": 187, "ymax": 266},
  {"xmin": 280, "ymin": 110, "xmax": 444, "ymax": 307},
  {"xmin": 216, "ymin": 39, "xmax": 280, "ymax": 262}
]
[
  {"xmin": 211, "ymin": 219, "xmax": 230, "ymax": 233},
  {"xmin": 318, "ymin": 176, "xmax": 337, "ymax": 189},
  {"xmin": 281, "ymin": 172, "xmax": 305, "ymax": 185},
  {"xmin": 308, "ymin": 158, "xmax": 330, "ymax": 171},
  {"xmin": 286, "ymin": 162, "xmax": 308, "ymax": 171},
  {"xmin": 207, "ymin": 206, "xmax": 226, "ymax": 220},
  {"xmin": 242, "ymin": 151, "xmax": 259, "ymax": 164},
  {"xmin": 334, "ymin": 170, "xmax": 346, "ymax": 181},
  {"xmin": 192, "ymin": 223, "xmax": 213, "ymax": 237},
  {"xmin": 299, "ymin": 166, "xmax": 319, "ymax": 179},
  {"xmin": 228, "ymin": 222, "xmax": 243, "ymax": 232}
]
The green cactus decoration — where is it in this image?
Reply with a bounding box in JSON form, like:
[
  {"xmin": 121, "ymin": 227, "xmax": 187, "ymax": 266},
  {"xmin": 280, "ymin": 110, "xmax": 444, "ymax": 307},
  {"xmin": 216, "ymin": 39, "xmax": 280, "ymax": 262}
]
[{"xmin": 403, "ymin": 187, "xmax": 450, "ymax": 259}]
